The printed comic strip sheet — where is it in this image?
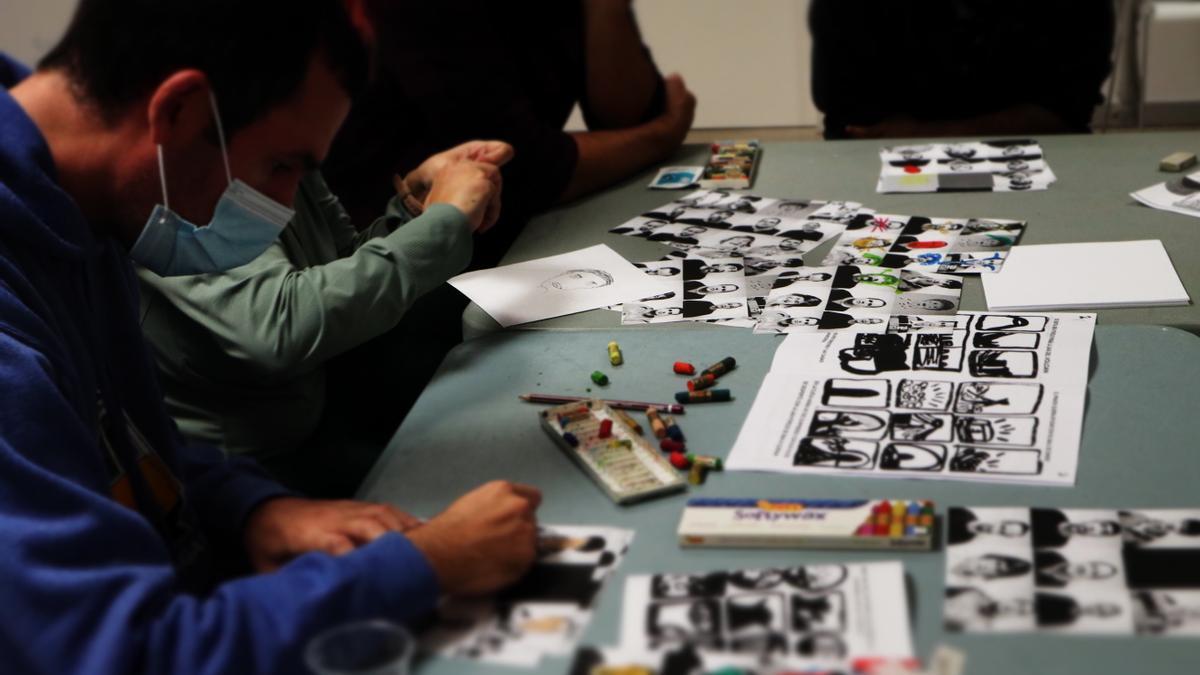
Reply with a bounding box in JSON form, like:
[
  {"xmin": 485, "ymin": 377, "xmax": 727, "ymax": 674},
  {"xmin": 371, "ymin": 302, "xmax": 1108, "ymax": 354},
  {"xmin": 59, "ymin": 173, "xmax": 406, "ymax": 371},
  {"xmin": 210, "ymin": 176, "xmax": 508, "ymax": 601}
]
[
  {"xmin": 619, "ymin": 562, "xmax": 912, "ymax": 662},
  {"xmin": 945, "ymin": 507, "xmax": 1200, "ymax": 636},
  {"xmin": 726, "ymin": 312, "xmax": 1096, "ymax": 486}
]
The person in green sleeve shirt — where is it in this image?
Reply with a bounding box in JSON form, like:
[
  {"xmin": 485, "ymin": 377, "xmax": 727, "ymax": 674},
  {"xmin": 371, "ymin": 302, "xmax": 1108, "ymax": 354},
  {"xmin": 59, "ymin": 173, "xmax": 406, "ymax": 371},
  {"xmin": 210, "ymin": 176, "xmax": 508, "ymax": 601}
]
[{"xmin": 137, "ymin": 140, "xmax": 511, "ymax": 495}]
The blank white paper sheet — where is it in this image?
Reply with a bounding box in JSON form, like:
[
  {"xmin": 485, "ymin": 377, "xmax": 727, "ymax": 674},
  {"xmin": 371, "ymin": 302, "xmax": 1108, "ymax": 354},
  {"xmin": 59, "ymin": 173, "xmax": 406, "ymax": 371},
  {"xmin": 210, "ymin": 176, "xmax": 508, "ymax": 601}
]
[
  {"xmin": 449, "ymin": 244, "xmax": 671, "ymax": 327},
  {"xmin": 982, "ymin": 240, "xmax": 1190, "ymax": 311}
]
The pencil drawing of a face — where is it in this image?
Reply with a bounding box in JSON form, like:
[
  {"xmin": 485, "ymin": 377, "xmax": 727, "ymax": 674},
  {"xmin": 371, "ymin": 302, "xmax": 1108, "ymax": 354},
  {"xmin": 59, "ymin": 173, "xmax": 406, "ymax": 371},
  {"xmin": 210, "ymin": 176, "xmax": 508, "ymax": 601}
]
[{"xmin": 541, "ymin": 269, "xmax": 614, "ymax": 291}]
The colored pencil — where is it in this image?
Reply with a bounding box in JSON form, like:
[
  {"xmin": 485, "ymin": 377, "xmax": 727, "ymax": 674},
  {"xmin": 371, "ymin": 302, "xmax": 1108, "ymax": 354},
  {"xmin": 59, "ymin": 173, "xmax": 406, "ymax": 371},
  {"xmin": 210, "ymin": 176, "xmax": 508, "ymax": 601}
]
[{"xmin": 519, "ymin": 393, "xmax": 685, "ymax": 414}]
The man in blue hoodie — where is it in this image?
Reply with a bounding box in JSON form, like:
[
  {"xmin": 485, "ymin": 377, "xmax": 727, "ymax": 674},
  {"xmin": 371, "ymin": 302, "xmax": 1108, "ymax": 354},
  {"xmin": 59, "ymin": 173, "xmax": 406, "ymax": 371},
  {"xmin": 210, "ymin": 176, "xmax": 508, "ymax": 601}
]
[{"xmin": 0, "ymin": 1, "xmax": 540, "ymax": 672}]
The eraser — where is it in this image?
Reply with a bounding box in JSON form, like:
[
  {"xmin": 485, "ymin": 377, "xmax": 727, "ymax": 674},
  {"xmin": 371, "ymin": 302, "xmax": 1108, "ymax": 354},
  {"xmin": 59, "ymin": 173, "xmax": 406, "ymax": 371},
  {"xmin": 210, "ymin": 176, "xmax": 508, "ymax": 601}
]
[{"xmin": 1160, "ymin": 152, "xmax": 1197, "ymax": 173}]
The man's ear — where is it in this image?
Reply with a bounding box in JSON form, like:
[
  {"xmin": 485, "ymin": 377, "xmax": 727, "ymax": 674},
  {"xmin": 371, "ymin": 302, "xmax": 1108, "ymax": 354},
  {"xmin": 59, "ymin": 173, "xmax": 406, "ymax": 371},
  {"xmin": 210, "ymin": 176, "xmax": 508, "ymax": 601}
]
[{"xmin": 146, "ymin": 70, "xmax": 213, "ymax": 146}]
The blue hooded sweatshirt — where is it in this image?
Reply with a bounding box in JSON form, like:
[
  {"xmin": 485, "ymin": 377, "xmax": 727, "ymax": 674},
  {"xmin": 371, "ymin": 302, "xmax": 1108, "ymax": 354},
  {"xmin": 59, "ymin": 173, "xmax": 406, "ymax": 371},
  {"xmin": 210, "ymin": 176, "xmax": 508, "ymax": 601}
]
[{"xmin": 0, "ymin": 55, "xmax": 438, "ymax": 674}]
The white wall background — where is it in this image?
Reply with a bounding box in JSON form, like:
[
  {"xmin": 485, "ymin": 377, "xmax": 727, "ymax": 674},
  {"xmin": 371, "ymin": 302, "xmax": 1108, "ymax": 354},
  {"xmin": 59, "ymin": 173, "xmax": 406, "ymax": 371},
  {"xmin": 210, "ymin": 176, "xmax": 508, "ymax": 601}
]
[
  {"xmin": 567, "ymin": 0, "xmax": 818, "ymax": 130},
  {"xmin": 0, "ymin": 0, "xmax": 76, "ymax": 67},
  {"xmin": 634, "ymin": 0, "xmax": 818, "ymax": 128},
  {"xmin": 5, "ymin": 0, "xmax": 1195, "ymax": 130}
]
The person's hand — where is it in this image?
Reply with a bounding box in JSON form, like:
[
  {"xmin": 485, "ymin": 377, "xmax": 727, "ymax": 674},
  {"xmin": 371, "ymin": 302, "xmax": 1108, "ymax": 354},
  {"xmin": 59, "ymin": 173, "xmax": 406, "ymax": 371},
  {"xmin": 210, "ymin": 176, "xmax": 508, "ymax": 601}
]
[
  {"xmin": 424, "ymin": 160, "xmax": 504, "ymax": 232},
  {"xmin": 403, "ymin": 140, "xmax": 514, "ymax": 203},
  {"xmin": 405, "ymin": 480, "xmax": 541, "ymax": 597},
  {"xmin": 243, "ymin": 497, "xmax": 422, "ymax": 572},
  {"xmin": 647, "ymin": 73, "xmax": 697, "ymax": 155}
]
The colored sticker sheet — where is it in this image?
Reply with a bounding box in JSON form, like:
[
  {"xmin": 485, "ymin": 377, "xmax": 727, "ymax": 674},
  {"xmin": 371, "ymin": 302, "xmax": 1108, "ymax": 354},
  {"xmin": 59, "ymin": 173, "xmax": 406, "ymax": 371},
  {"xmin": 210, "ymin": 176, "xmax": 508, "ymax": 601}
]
[
  {"xmin": 944, "ymin": 507, "xmax": 1200, "ymax": 636},
  {"xmin": 726, "ymin": 312, "xmax": 1097, "ymax": 486},
  {"xmin": 568, "ymin": 644, "xmax": 852, "ymax": 675},
  {"xmin": 754, "ymin": 266, "xmax": 963, "ymax": 334},
  {"xmin": 876, "ymin": 140, "xmax": 1056, "ymax": 193},
  {"xmin": 821, "ymin": 212, "xmax": 1026, "ymax": 274},
  {"xmin": 619, "ymin": 562, "xmax": 913, "ymax": 662},
  {"xmin": 421, "ymin": 525, "xmax": 634, "ymax": 667},
  {"xmin": 1131, "ymin": 169, "xmax": 1200, "ymax": 220},
  {"xmin": 610, "ymin": 189, "xmax": 860, "ymax": 271}
]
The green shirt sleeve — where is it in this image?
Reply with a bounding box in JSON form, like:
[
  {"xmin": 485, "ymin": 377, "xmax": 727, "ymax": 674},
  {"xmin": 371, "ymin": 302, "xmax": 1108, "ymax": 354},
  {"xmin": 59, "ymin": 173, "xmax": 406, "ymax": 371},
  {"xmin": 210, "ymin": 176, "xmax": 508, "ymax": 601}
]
[{"xmin": 138, "ymin": 183, "xmax": 473, "ymax": 382}]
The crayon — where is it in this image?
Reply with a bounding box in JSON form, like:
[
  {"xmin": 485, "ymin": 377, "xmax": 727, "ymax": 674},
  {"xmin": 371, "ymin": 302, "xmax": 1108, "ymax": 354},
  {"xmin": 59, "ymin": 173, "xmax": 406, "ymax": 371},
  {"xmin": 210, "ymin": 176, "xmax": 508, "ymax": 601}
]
[
  {"xmin": 598, "ymin": 419, "xmax": 613, "ymax": 439},
  {"xmin": 905, "ymin": 501, "xmax": 921, "ymax": 536},
  {"xmin": 688, "ymin": 463, "xmax": 708, "ymax": 485},
  {"xmin": 669, "ymin": 451, "xmax": 691, "ymax": 470},
  {"xmin": 920, "ymin": 501, "xmax": 935, "ymax": 528},
  {"xmin": 673, "ymin": 361, "xmax": 696, "ymax": 375},
  {"xmin": 701, "ymin": 356, "xmax": 736, "ymax": 379},
  {"xmin": 590, "ymin": 370, "xmax": 609, "ymax": 386},
  {"xmin": 687, "ymin": 454, "xmax": 723, "ymax": 471},
  {"xmin": 614, "ymin": 408, "xmax": 643, "ymax": 435},
  {"xmin": 687, "ymin": 373, "xmax": 717, "ymax": 391},
  {"xmin": 890, "ymin": 501, "xmax": 907, "ymax": 538},
  {"xmin": 646, "ymin": 408, "xmax": 668, "ymax": 439},
  {"xmin": 660, "ymin": 438, "xmax": 686, "ymax": 454},
  {"xmin": 873, "ymin": 501, "xmax": 891, "ymax": 536},
  {"xmin": 664, "ymin": 416, "xmax": 685, "ymax": 442},
  {"xmin": 562, "ymin": 432, "xmax": 578, "ymax": 447},
  {"xmin": 675, "ymin": 389, "xmax": 731, "ymax": 404},
  {"xmin": 607, "ymin": 341, "xmax": 623, "ymax": 366}
]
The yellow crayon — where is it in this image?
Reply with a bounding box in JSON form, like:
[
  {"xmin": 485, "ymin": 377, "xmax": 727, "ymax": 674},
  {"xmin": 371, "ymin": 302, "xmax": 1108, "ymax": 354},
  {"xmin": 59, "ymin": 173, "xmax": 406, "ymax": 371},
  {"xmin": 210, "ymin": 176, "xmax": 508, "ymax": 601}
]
[{"xmin": 607, "ymin": 341, "xmax": 623, "ymax": 366}]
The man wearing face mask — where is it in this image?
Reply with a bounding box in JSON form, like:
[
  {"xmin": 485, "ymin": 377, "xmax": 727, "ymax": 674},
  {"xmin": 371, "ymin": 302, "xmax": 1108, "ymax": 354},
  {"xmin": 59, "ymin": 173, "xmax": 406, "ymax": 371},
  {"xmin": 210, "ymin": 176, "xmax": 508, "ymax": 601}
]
[
  {"xmin": 0, "ymin": 1, "xmax": 540, "ymax": 673},
  {"xmin": 136, "ymin": 130, "xmax": 513, "ymax": 496}
]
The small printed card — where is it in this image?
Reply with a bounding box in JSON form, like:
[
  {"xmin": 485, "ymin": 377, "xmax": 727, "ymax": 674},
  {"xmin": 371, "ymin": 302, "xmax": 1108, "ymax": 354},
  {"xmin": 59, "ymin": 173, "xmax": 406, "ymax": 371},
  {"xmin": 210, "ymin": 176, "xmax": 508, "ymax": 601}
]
[{"xmin": 649, "ymin": 166, "xmax": 704, "ymax": 189}]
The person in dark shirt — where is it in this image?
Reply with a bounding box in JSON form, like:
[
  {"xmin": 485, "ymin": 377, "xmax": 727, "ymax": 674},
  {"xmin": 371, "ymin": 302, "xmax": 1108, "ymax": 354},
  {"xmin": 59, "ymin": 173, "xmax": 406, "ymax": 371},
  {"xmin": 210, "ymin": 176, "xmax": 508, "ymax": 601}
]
[
  {"xmin": 326, "ymin": 0, "xmax": 696, "ymax": 265},
  {"xmin": 809, "ymin": 0, "xmax": 1115, "ymax": 139}
]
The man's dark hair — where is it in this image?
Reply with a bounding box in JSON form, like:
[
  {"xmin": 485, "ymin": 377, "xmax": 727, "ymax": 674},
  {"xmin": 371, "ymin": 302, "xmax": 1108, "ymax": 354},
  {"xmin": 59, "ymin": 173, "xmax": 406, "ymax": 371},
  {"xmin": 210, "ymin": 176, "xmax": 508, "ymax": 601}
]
[{"xmin": 39, "ymin": 0, "xmax": 368, "ymax": 137}]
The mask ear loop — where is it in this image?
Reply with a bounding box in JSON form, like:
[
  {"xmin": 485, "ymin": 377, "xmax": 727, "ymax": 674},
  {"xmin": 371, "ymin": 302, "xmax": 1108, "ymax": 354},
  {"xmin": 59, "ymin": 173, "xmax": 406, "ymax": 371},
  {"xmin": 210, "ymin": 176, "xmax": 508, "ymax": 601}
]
[
  {"xmin": 156, "ymin": 145, "xmax": 170, "ymax": 214},
  {"xmin": 207, "ymin": 89, "xmax": 233, "ymax": 186}
]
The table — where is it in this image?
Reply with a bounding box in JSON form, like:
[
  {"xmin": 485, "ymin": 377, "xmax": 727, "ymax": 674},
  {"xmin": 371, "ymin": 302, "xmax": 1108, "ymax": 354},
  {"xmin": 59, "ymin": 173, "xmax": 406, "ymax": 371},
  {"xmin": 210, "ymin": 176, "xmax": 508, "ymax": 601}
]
[
  {"xmin": 463, "ymin": 131, "xmax": 1200, "ymax": 339},
  {"xmin": 359, "ymin": 324, "xmax": 1200, "ymax": 675}
]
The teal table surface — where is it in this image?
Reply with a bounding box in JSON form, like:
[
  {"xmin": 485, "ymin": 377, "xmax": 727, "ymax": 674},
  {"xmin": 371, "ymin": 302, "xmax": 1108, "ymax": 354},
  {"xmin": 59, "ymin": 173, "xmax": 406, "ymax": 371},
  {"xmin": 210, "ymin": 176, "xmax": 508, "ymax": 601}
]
[
  {"xmin": 360, "ymin": 324, "xmax": 1200, "ymax": 675},
  {"xmin": 463, "ymin": 130, "xmax": 1200, "ymax": 339}
]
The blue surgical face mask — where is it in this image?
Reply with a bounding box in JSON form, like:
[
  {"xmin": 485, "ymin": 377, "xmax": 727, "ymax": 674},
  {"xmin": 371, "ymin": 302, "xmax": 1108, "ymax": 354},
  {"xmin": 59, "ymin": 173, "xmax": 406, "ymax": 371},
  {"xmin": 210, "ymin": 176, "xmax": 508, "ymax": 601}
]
[{"xmin": 130, "ymin": 92, "xmax": 294, "ymax": 276}]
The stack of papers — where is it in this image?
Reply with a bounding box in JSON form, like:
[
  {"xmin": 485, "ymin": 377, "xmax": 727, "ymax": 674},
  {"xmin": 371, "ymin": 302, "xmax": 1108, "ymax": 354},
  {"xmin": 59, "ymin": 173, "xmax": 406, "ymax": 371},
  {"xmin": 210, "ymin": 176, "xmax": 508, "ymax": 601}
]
[{"xmin": 981, "ymin": 240, "xmax": 1189, "ymax": 311}]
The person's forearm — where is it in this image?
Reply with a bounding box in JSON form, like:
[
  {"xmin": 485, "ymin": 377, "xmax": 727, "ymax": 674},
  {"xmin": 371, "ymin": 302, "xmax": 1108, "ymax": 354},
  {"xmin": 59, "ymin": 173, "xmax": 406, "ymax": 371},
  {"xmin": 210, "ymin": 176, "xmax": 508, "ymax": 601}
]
[
  {"xmin": 560, "ymin": 124, "xmax": 674, "ymax": 203},
  {"xmin": 583, "ymin": 0, "xmax": 660, "ymax": 128}
]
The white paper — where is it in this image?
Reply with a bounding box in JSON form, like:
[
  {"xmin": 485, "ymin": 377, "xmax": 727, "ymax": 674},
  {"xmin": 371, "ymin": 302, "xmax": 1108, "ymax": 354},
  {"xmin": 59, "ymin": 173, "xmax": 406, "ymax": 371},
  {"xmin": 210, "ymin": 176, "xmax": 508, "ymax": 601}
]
[
  {"xmin": 877, "ymin": 141, "xmax": 1056, "ymax": 193},
  {"xmin": 982, "ymin": 240, "xmax": 1190, "ymax": 310},
  {"xmin": 422, "ymin": 525, "xmax": 634, "ymax": 666},
  {"xmin": 944, "ymin": 507, "xmax": 1200, "ymax": 636},
  {"xmin": 1131, "ymin": 170, "xmax": 1200, "ymax": 219},
  {"xmin": 728, "ymin": 312, "xmax": 1097, "ymax": 486},
  {"xmin": 449, "ymin": 245, "xmax": 671, "ymax": 327},
  {"xmin": 619, "ymin": 562, "xmax": 913, "ymax": 661}
]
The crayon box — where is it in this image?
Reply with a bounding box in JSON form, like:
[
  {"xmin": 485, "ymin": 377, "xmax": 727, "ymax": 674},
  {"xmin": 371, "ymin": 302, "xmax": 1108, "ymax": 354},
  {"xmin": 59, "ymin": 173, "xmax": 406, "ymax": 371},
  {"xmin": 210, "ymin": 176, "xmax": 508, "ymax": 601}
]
[{"xmin": 677, "ymin": 498, "xmax": 935, "ymax": 550}]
